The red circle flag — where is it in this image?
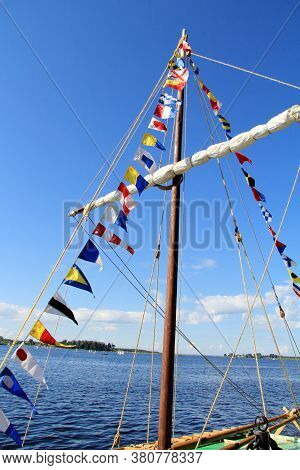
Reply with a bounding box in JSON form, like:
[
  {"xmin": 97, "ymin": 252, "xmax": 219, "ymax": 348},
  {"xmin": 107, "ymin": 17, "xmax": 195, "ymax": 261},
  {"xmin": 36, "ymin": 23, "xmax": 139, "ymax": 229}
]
[{"xmin": 16, "ymin": 348, "xmax": 27, "ymax": 361}]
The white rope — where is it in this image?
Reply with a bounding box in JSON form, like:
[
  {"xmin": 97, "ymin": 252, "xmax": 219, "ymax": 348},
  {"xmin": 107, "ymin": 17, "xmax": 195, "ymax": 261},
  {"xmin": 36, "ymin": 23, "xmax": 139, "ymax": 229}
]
[{"xmin": 191, "ymin": 52, "xmax": 300, "ymax": 91}]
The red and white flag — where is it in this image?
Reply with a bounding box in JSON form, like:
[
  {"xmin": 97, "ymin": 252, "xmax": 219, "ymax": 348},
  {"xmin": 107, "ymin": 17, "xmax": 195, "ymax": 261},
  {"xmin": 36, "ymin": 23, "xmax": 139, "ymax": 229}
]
[
  {"xmin": 148, "ymin": 117, "xmax": 167, "ymax": 133},
  {"xmin": 93, "ymin": 222, "xmax": 134, "ymax": 255},
  {"xmin": 117, "ymin": 182, "xmax": 136, "ymax": 215},
  {"xmin": 13, "ymin": 345, "xmax": 47, "ymax": 386},
  {"xmin": 154, "ymin": 104, "xmax": 176, "ymax": 120}
]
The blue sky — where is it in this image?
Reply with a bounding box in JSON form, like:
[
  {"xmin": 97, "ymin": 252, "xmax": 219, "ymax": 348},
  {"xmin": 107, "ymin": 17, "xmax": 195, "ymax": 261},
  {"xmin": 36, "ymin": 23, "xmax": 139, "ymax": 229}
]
[{"xmin": 0, "ymin": 0, "xmax": 299, "ymax": 355}]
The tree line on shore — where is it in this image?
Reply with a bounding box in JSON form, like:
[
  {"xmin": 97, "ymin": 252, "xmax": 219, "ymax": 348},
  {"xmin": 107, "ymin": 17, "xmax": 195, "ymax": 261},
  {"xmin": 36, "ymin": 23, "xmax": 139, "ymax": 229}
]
[{"xmin": 0, "ymin": 336, "xmax": 115, "ymax": 352}]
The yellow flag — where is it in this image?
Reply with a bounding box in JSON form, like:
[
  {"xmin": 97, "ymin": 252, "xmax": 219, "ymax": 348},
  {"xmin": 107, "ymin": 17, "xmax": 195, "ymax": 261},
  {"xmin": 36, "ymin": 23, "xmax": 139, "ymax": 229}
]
[
  {"xmin": 65, "ymin": 266, "xmax": 88, "ymax": 286},
  {"xmin": 30, "ymin": 320, "xmax": 76, "ymax": 348},
  {"xmin": 141, "ymin": 133, "xmax": 156, "ymax": 147},
  {"xmin": 124, "ymin": 166, "xmax": 139, "ymax": 185}
]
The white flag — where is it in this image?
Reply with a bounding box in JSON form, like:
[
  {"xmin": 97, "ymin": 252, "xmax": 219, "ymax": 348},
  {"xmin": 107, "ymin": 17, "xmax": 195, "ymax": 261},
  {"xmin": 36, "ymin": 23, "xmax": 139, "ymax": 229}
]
[
  {"xmin": 101, "ymin": 205, "xmax": 118, "ymax": 224},
  {"xmin": 134, "ymin": 148, "xmax": 156, "ymax": 174},
  {"xmin": 13, "ymin": 345, "xmax": 47, "ymax": 386}
]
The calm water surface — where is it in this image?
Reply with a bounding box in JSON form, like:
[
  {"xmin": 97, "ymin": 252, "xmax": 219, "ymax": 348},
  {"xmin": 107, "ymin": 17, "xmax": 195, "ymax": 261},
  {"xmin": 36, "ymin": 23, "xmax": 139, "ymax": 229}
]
[{"xmin": 0, "ymin": 346, "xmax": 299, "ymax": 449}]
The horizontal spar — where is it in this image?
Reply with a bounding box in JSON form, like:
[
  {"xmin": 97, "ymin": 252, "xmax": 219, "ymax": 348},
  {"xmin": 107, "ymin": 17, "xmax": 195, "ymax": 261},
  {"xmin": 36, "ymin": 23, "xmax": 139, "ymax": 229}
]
[{"xmin": 69, "ymin": 105, "xmax": 300, "ymax": 217}]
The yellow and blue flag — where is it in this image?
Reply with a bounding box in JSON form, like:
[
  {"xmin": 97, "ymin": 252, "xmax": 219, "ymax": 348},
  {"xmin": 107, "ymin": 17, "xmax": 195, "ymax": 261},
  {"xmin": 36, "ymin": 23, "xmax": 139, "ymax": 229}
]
[
  {"xmin": 64, "ymin": 264, "xmax": 93, "ymax": 295},
  {"xmin": 124, "ymin": 166, "xmax": 149, "ymax": 196},
  {"xmin": 141, "ymin": 133, "xmax": 165, "ymax": 151}
]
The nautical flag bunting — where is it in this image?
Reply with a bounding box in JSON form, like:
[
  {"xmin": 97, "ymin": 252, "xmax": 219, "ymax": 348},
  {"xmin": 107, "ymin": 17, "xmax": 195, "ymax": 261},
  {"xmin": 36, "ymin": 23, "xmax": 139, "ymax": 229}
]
[
  {"xmin": 0, "ymin": 408, "xmax": 22, "ymax": 447},
  {"xmin": 217, "ymin": 114, "xmax": 231, "ymax": 135},
  {"xmin": 293, "ymin": 283, "xmax": 300, "ymax": 298},
  {"xmin": 267, "ymin": 225, "xmax": 287, "ymax": 254},
  {"xmin": 141, "ymin": 133, "xmax": 165, "ymax": 150},
  {"xmin": 190, "ymin": 55, "xmax": 299, "ymax": 298},
  {"xmin": 179, "ymin": 40, "xmax": 192, "ymax": 55},
  {"xmin": 235, "ymin": 152, "xmax": 252, "ymax": 165},
  {"xmin": 164, "ymin": 68, "xmax": 189, "ymax": 91},
  {"xmin": 288, "ymin": 271, "xmax": 300, "ymax": 284},
  {"xmin": 199, "ymin": 79, "xmax": 222, "ymax": 114},
  {"xmin": 78, "ymin": 239, "xmax": 103, "ymax": 270},
  {"xmin": 154, "ymin": 104, "xmax": 176, "ymax": 120},
  {"xmin": 0, "ymin": 368, "xmax": 37, "ymax": 415},
  {"xmin": 281, "ymin": 255, "xmax": 296, "ymax": 268},
  {"xmin": 13, "ymin": 346, "xmax": 46, "ymax": 385},
  {"xmin": 45, "ymin": 292, "xmax": 78, "ymax": 324},
  {"xmin": 102, "ymin": 205, "xmax": 128, "ymax": 231},
  {"xmin": 258, "ymin": 203, "xmax": 272, "ymax": 223},
  {"xmin": 124, "ymin": 166, "xmax": 149, "ymax": 196},
  {"xmin": 117, "ymin": 182, "xmax": 136, "ymax": 215},
  {"xmin": 158, "ymin": 93, "xmax": 181, "ymax": 107},
  {"xmin": 176, "ymin": 57, "xmax": 185, "ymax": 69},
  {"xmin": 101, "ymin": 205, "xmax": 119, "ymax": 224},
  {"xmin": 115, "ymin": 210, "xmax": 128, "ymax": 232},
  {"xmin": 93, "ymin": 223, "xmax": 134, "ymax": 255},
  {"xmin": 189, "ymin": 58, "xmax": 199, "ymax": 75},
  {"xmin": 251, "ymin": 187, "xmax": 266, "ymax": 202},
  {"xmin": 64, "ymin": 264, "xmax": 93, "ymax": 295},
  {"xmin": 30, "ymin": 321, "xmax": 75, "ymax": 347},
  {"xmin": 242, "ymin": 168, "xmax": 255, "ymax": 188},
  {"xmin": 134, "ymin": 148, "xmax": 156, "ymax": 174},
  {"xmin": 148, "ymin": 117, "xmax": 167, "ymax": 133}
]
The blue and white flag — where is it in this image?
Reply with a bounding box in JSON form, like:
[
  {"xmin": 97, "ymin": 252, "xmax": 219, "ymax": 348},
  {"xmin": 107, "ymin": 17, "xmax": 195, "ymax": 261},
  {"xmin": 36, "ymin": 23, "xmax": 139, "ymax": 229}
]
[
  {"xmin": 258, "ymin": 203, "xmax": 272, "ymax": 223},
  {"xmin": 134, "ymin": 148, "xmax": 156, "ymax": 174},
  {"xmin": 101, "ymin": 205, "xmax": 128, "ymax": 232},
  {"xmin": 159, "ymin": 93, "xmax": 181, "ymax": 107},
  {"xmin": 0, "ymin": 367, "xmax": 38, "ymax": 415},
  {"xmin": 0, "ymin": 408, "xmax": 22, "ymax": 447},
  {"xmin": 115, "ymin": 210, "xmax": 128, "ymax": 232},
  {"xmin": 78, "ymin": 239, "xmax": 103, "ymax": 270},
  {"xmin": 281, "ymin": 254, "xmax": 297, "ymax": 268}
]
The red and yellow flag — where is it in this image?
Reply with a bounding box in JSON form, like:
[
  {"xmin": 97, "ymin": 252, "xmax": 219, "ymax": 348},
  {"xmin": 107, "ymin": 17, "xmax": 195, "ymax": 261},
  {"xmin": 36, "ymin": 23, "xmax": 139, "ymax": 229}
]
[{"xmin": 30, "ymin": 321, "xmax": 75, "ymax": 348}]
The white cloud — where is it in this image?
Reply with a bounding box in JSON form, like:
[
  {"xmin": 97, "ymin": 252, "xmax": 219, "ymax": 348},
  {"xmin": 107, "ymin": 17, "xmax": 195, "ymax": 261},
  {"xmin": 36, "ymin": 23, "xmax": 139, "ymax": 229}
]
[
  {"xmin": 192, "ymin": 258, "xmax": 216, "ymax": 270},
  {"xmin": 74, "ymin": 307, "xmax": 146, "ymax": 324},
  {"xmin": 0, "ymin": 302, "xmax": 28, "ymax": 321},
  {"xmin": 179, "ymin": 283, "xmax": 300, "ymax": 328}
]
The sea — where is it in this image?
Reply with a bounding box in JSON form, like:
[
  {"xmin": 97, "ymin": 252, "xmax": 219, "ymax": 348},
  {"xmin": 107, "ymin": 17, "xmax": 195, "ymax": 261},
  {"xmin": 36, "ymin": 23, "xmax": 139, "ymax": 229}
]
[{"xmin": 0, "ymin": 346, "xmax": 299, "ymax": 450}]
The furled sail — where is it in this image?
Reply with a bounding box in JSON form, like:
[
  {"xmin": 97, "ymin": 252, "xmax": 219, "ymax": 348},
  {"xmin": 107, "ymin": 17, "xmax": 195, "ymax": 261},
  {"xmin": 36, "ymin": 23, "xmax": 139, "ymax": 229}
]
[{"xmin": 68, "ymin": 105, "xmax": 300, "ymax": 216}]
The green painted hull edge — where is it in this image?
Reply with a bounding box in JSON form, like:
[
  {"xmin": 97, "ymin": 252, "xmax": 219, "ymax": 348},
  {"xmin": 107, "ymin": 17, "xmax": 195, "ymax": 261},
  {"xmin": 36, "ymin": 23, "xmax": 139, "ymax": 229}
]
[{"xmin": 187, "ymin": 434, "xmax": 300, "ymax": 450}]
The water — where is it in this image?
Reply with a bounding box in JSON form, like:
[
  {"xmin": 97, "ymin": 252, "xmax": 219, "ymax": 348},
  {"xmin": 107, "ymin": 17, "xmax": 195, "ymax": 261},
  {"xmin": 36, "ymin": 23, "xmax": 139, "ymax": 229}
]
[{"xmin": 0, "ymin": 346, "xmax": 299, "ymax": 450}]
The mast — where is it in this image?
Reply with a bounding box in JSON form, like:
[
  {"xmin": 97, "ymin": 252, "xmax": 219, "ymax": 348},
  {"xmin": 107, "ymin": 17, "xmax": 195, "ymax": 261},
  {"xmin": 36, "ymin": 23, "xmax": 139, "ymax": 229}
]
[{"xmin": 157, "ymin": 28, "xmax": 186, "ymax": 450}]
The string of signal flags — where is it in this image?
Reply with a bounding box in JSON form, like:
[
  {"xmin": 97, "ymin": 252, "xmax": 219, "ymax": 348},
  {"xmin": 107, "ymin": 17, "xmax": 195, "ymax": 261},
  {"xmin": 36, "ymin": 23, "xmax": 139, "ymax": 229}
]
[
  {"xmin": 188, "ymin": 54, "xmax": 300, "ymax": 301},
  {"xmin": 0, "ymin": 41, "xmax": 190, "ymax": 447}
]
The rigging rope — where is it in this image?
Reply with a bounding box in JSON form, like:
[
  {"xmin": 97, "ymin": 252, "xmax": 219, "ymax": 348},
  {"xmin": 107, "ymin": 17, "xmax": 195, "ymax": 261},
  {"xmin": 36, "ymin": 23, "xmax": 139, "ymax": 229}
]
[
  {"xmin": 75, "ymin": 218, "xmax": 264, "ymax": 414},
  {"xmin": 112, "ymin": 110, "xmax": 177, "ymax": 448},
  {"xmin": 225, "ymin": 159, "xmax": 300, "ymax": 368},
  {"xmin": 194, "ymin": 61, "xmax": 300, "ymax": 394},
  {"xmin": 191, "ymin": 52, "xmax": 300, "ymax": 91},
  {"xmin": 0, "ymin": 65, "xmax": 168, "ymax": 375},
  {"xmin": 111, "ymin": 250, "xmax": 158, "ymax": 449},
  {"xmin": 192, "ymin": 69, "xmax": 265, "ymax": 386},
  {"xmin": 21, "ymin": 223, "xmax": 87, "ymax": 446},
  {"xmin": 193, "ymin": 67, "xmax": 299, "ymax": 445},
  {"xmin": 195, "ymin": 79, "xmax": 267, "ymax": 421}
]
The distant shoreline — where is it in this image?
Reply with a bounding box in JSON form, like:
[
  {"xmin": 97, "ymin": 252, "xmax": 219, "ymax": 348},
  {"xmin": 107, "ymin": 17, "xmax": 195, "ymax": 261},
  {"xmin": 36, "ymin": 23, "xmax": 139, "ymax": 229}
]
[{"xmin": 0, "ymin": 341, "xmax": 297, "ymax": 359}]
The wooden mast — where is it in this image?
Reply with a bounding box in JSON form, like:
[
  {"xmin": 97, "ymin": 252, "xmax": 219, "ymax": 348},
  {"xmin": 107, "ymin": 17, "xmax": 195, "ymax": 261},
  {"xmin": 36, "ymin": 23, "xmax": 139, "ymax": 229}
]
[{"xmin": 157, "ymin": 28, "xmax": 186, "ymax": 450}]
